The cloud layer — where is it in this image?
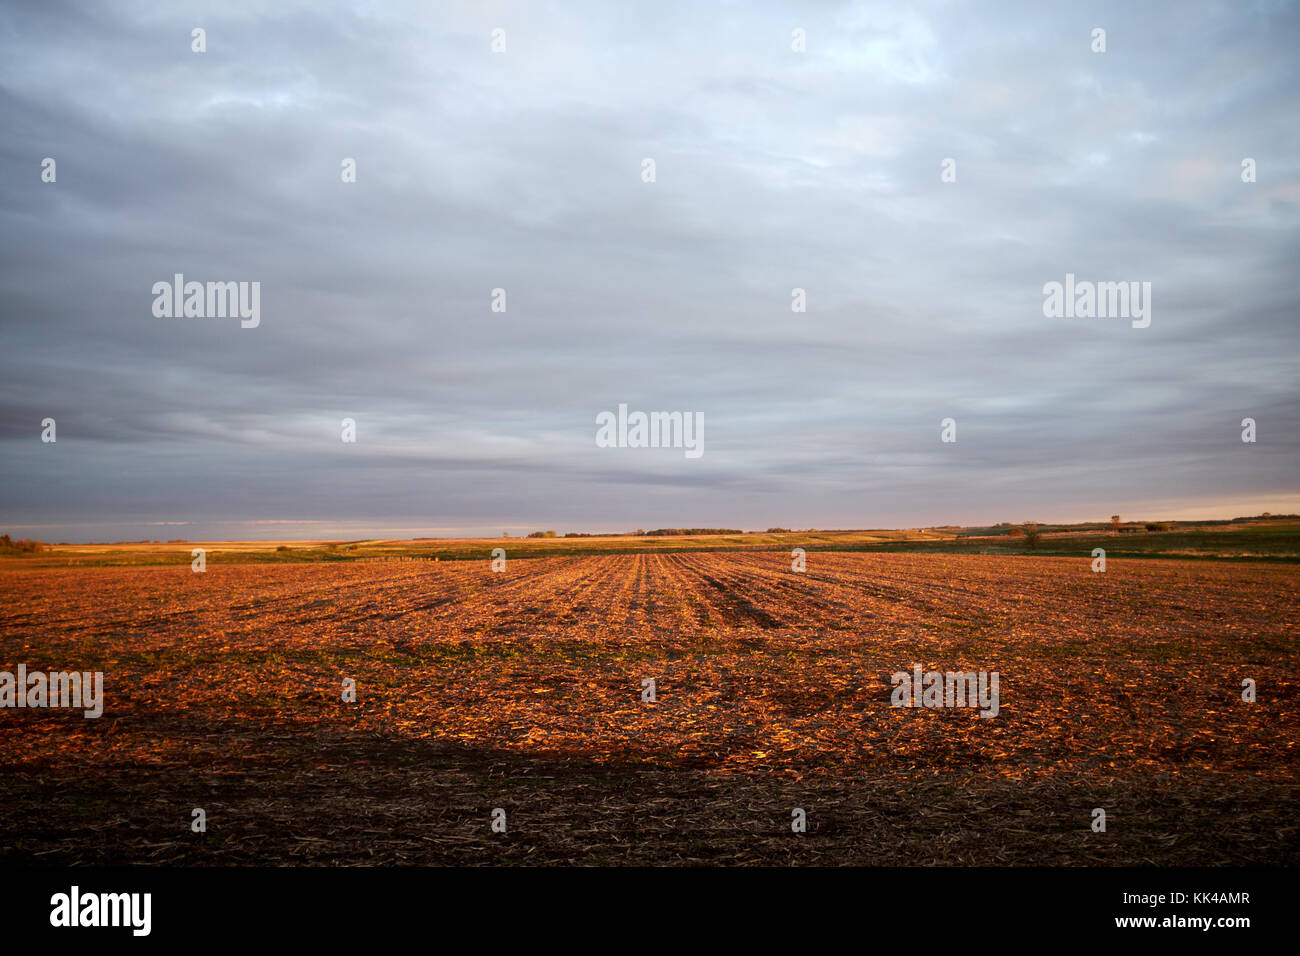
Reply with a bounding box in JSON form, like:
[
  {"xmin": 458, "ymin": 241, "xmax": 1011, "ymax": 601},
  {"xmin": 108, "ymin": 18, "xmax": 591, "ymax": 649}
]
[{"xmin": 2, "ymin": 1, "xmax": 1297, "ymax": 540}]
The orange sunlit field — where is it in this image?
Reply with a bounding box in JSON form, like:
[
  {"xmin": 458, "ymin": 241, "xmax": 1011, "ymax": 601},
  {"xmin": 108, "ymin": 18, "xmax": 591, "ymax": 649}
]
[{"xmin": 2, "ymin": 550, "xmax": 1297, "ymax": 865}]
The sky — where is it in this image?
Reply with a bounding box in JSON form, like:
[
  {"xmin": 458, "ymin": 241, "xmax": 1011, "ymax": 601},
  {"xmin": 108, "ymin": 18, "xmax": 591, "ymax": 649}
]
[{"xmin": 1, "ymin": 0, "xmax": 1297, "ymax": 542}]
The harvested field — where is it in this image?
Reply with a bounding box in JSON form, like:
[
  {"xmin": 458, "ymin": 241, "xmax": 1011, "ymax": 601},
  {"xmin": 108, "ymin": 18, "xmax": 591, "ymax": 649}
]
[{"xmin": 1, "ymin": 552, "xmax": 1296, "ymax": 865}]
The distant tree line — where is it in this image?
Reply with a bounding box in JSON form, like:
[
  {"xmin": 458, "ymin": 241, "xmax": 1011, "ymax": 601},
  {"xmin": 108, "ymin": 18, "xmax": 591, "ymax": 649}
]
[
  {"xmin": 635, "ymin": 528, "xmax": 744, "ymax": 536},
  {"xmin": 0, "ymin": 534, "xmax": 46, "ymax": 554}
]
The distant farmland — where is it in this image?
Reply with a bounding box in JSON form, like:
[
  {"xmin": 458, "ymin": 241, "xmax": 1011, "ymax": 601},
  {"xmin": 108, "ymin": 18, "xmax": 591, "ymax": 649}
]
[{"xmin": 11, "ymin": 517, "xmax": 1300, "ymax": 568}]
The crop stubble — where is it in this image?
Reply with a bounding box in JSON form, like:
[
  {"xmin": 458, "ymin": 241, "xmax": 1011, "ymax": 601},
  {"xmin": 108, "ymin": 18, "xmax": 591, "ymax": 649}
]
[{"xmin": 0, "ymin": 552, "xmax": 1295, "ymax": 864}]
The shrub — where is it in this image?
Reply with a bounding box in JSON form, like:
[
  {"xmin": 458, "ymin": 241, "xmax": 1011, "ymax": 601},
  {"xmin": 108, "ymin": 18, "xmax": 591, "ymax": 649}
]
[{"xmin": 0, "ymin": 534, "xmax": 46, "ymax": 554}]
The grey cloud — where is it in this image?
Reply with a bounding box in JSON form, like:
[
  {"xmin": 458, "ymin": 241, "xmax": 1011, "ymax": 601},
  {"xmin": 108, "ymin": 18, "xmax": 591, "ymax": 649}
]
[{"xmin": 1, "ymin": 0, "xmax": 1297, "ymax": 541}]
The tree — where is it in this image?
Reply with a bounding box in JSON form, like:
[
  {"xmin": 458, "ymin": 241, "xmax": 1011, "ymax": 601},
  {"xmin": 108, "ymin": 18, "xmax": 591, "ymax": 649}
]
[
  {"xmin": 1111, "ymin": 515, "xmax": 1121, "ymax": 533},
  {"xmin": 1024, "ymin": 522, "xmax": 1041, "ymax": 548}
]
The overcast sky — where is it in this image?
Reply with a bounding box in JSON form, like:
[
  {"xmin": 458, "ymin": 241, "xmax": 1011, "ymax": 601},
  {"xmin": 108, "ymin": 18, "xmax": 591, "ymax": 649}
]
[{"xmin": 2, "ymin": 0, "xmax": 1297, "ymax": 542}]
